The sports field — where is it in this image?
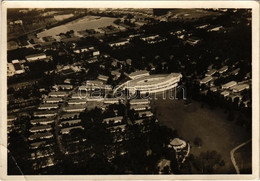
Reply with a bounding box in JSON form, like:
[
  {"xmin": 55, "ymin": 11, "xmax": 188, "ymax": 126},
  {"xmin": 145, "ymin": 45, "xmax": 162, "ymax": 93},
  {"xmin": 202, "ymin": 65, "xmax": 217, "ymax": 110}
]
[{"xmin": 150, "ymin": 94, "xmax": 251, "ymax": 173}]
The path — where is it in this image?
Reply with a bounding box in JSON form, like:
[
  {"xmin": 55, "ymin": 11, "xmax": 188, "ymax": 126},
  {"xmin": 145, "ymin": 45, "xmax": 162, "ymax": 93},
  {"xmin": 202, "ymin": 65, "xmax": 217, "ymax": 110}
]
[{"xmin": 230, "ymin": 139, "xmax": 252, "ymax": 174}]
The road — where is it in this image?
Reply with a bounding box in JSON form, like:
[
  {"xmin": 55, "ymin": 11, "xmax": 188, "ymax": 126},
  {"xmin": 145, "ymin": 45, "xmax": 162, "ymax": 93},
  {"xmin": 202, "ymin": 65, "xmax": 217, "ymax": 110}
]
[
  {"xmin": 230, "ymin": 139, "xmax": 251, "ymax": 174},
  {"xmin": 53, "ymin": 86, "xmax": 79, "ymax": 155}
]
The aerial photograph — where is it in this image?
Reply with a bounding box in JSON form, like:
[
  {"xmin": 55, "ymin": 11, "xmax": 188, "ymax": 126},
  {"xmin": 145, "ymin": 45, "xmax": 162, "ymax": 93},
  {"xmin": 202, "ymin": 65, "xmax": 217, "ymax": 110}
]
[{"xmin": 6, "ymin": 8, "xmax": 252, "ymax": 175}]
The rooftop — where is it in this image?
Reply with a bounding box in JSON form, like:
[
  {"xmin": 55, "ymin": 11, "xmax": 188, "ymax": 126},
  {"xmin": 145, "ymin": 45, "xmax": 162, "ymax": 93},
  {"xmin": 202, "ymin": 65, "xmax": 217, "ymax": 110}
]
[{"xmin": 25, "ymin": 53, "xmax": 46, "ymax": 59}]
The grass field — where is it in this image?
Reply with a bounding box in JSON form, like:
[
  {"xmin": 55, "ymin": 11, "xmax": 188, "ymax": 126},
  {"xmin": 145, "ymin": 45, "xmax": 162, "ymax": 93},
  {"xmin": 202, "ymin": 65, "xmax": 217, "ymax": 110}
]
[{"xmin": 150, "ymin": 93, "xmax": 251, "ymax": 173}]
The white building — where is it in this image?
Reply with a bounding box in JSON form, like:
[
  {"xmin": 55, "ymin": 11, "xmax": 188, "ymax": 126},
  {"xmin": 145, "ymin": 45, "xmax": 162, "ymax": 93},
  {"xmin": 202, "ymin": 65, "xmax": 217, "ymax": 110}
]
[
  {"xmin": 130, "ymin": 99, "xmax": 150, "ymax": 105},
  {"xmin": 109, "ymin": 39, "xmax": 129, "ymax": 47},
  {"xmin": 98, "ymin": 74, "xmax": 109, "ymax": 82},
  {"xmin": 25, "ymin": 53, "xmax": 47, "ymax": 62},
  {"xmin": 221, "ymin": 81, "xmax": 237, "ymax": 89},
  {"xmin": 168, "ymin": 138, "xmax": 187, "ymax": 152},
  {"xmin": 104, "ymin": 98, "xmax": 121, "ymax": 104},
  {"xmin": 205, "ymin": 69, "xmax": 217, "ymax": 76},
  {"xmin": 30, "ymin": 118, "xmax": 54, "ymax": 125},
  {"xmin": 130, "ymin": 104, "xmax": 151, "ymax": 111},
  {"xmin": 29, "ymin": 125, "xmax": 52, "ymax": 133},
  {"xmin": 28, "ymin": 132, "xmax": 53, "ymax": 141},
  {"xmin": 44, "ymin": 98, "xmax": 63, "ymax": 104},
  {"xmin": 60, "ymin": 126, "xmax": 84, "ymax": 134},
  {"xmin": 38, "ymin": 104, "xmax": 59, "ymax": 110},
  {"xmin": 218, "ymin": 65, "xmax": 228, "ymax": 74},
  {"xmin": 138, "ymin": 111, "xmax": 153, "ymax": 118},
  {"xmin": 34, "ymin": 111, "xmax": 57, "ymax": 118},
  {"xmin": 63, "ymin": 105, "xmax": 86, "ymax": 112},
  {"xmin": 200, "ymin": 76, "xmax": 213, "ymax": 85},
  {"xmin": 123, "ymin": 73, "xmax": 182, "ymax": 95},
  {"xmin": 221, "ymin": 90, "xmax": 231, "ymax": 97},
  {"xmin": 127, "ymin": 70, "xmax": 150, "ymax": 80},
  {"xmin": 67, "ymin": 99, "xmax": 86, "ymax": 105},
  {"xmin": 103, "ymin": 116, "xmax": 123, "ymax": 124},
  {"xmin": 48, "ymin": 91, "xmax": 67, "ymax": 98},
  {"xmin": 231, "ymin": 84, "xmax": 250, "ymax": 93}
]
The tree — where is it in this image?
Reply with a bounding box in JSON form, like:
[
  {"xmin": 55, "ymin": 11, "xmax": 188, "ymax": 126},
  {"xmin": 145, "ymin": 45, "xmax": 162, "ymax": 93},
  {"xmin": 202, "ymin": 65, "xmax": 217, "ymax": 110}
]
[{"xmin": 194, "ymin": 137, "xmax": 203, "ymax": 147}]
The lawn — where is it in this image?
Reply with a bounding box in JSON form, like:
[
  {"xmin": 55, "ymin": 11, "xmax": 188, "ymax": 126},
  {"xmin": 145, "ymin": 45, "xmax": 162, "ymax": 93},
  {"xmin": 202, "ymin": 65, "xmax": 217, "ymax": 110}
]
[{"xmin": 150, "ymin": 93, "xmax": 251, "ymax": 173}]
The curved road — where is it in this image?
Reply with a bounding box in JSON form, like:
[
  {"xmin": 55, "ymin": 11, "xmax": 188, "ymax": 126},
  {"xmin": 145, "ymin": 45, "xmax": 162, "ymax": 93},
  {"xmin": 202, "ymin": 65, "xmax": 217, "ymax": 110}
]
[{"xmin": 230, "ymin": 139, "xmax": 251, "ymax": 174}]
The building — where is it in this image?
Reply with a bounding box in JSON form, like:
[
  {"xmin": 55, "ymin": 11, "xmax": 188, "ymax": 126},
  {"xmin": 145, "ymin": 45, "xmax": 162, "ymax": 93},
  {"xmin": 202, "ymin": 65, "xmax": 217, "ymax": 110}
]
[
  {"xmin": 185, "ymin": 37, "xmax": 200, "ymax": 46},
  {"xmin": 44, "ymin": 97, "xmax": 63, "ymax": 104},
  {"xmin": 104, "ymin": 98, "xmax": 122, "ymax": 104},
  {"xmin": 200, "ymin": 76, "xmax": 213, "ymax": 85},
  {"xmin": 28, "ymin": 132, "xmax": 53, "ymax": 140},
  {"xmin": 205, "ymin": 69, "xmax": 217, "ymax": 76},
  {"xmin": 60, "ymin": 119, "xmax": 81, "ymax": 127},
  {"xmin": 108, "ymin": 124, "xmax": 127, "ymax": 133},
  {"xmin": 60, "ymin": 126, "xmax": 84, "ymax": 134},
  {"xmin": 138, "ymin": 111, "xmax": 153, "ymax": 118},
  {"xmin": 48, "ymin": 91, "xmax": 67, "ymax": 98},
  {"xmin": 221, "ymin": 81, "xmax": 237, "ymax": 89},
  {"xmin": 168, "ymin": 138, "xmax": 187, "ymax": 152},
  {"xmin": 122, "ymin": 73, "xmax": 182, "ymax": 95},
  {"xmin": 130, "ymin": 104, "xmax": 151, "ymax": 111},
  {"xmin": 38, "ymin": 104, "xmax": 59, "ymax": 110},
  {"xmin": 92, "ymin": 49, "xmax": 100, "ymax": 56},
  {"xmin": 103, "ymin": 116, "xmax": 123, "ymax": 125},
  {"xmin": 7, "ymin": 60, "xmax": 25, "ymax": 76},
  {"xmin": 141, "ymin": 34, "xmax": 159, "ymax": 42},
  {"xmin": 130, "ymin": 99, "xmax": 150, "ymax": 105},
  {"xmin": 73, "ymin": 46, "xmax": 89, "ymax": 54},
  {"xmin": 157, "ymin": 159, "xmax": 171, "ymax": 174},
  {"xmin": 111, "ymin": 70, "xmax": 121, "ymax": 79},
  {"xmin": 85, "ymin": 80, "xmax": 104, "ymax": 87},
  {"xmin": 29, "ymin": 125, "xmax": 52, "ymax": 133},
  {"xmin": 60, "ymin": 113, "xmax": 80, "ymax": 120},
  {"xmin": 221, "ymin": 90, "xmax": 231, "ymax": 97},
  {"xmin": 108, "ymin": 39, "xmax": 129, "ymax": 47},
  {"xmin": 67, "ymin": 99, "xmax": 86, "ymax": 105},
  {"xmin": 30, "ymin": 118, "xmax": 54, "ymax": 125},
  {"xmin": 34, "ymin": 111, "xmax": 57, "ymax": 118},
  {"xmin": 63, "ymin": 105, "xmax": 86, "ymax": 112},
  {"xmin": 54, "ymin": 84, "xmax": 73, "ymax": 90},
  {"xmin": 218, "ymin": 65, "xmax": 228, "ymax": 74},
  {"xmin": 98, "ymin": 74, "xmax": 109, "ymax": 82},
  {"xmin": 25, "ymin": 53, "xmax": 47, "ymax": 62},
  {"xmin": 30, "ymin": 141, "xmax": 54, "ymax": 149},
  {"xmin": 231, "ymin": 84, "xmax": 250, "ymax": 93},
  {"xmin": 231, "ymin": 68, "xmax": 240, "ymax": 75},
  {"xmin": 12, "ymin": 60, "xmax": 25, "ymax": 74},
  {"xmin": 7, "ymin": 63, "xmax": 15, "ymax": 77},
  {"xmin": 127, "ymin": 70, "xmax": 150, "ymax": 80}
]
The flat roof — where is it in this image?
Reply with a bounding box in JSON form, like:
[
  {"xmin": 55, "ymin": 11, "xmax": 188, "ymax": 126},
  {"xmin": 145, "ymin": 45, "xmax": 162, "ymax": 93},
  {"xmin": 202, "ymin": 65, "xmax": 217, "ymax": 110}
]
[
  {"xmin": 61, "ymin": 113, "xmax": 80, "ymax": 119},
  {"xmin": 25, "ymin": 53, "xmax": 46, "ymax": 59},
  {"xmin": 219, "ymin": 65, "xmax": 228, "ymax": 71},
  {"xmin": 129, "ymin": 73, "xmax": 182, "ymax": 86},
  {"xmin": 61, "ymin": 126, "xmax": 84, "ymax": 133},
  {"xmin": 60, "ymin": 119, "xmax": 81, "ymax": 125},
  {"xmin": 31, "ymin": 118, "xmax": 54, "ymax": 124},
  {"xmin": 222, "ymin": 81, "xmax": 237, "ymax": 87},
  {"xmin": 29, "ymin": 132, "xmax": 53, "ymax": 140},
  {"xmin": 34, "ymin": 110, "xmax": 57, "ymax": 115},
  {"xmin": 200, "ymin": 76, "xmax": 213, "ymax": 83},
  {"xmin": 30, "ymin": 125, "xmax": 52, "ymax": 131},
  {"xmin": 128, "ymin": 70, "xmax": 149, "ymax": 77},
  {"xmin": 39, "ymin": 103, "xmax": 59, "ymax": 108}
]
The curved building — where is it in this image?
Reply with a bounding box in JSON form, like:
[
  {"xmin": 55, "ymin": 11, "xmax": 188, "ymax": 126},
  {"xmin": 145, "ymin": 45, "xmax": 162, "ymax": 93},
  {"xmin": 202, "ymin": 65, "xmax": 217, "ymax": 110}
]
[{"xmin": 122, "ymin": 73, "xmax": 182, "ymax": 94}]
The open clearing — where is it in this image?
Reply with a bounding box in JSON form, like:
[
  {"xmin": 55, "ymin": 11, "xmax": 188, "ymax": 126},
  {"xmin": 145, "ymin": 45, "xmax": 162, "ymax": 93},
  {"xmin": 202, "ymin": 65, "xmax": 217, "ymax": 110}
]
[{"xmin": 150, "ymin": 94, "xmax": 251, "ymax": 173}]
